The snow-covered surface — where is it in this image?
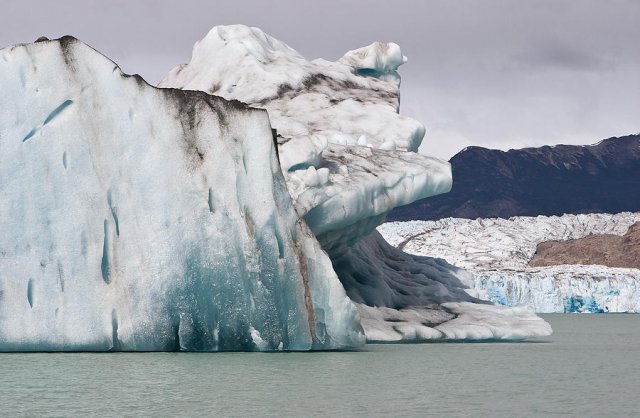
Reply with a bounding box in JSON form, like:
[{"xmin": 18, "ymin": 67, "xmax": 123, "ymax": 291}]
[
  {"xmin": 379, "ymin": 213, "xmax": 640, "ymax": 312},
  {"xmin": 379, "ymin": 212, "xmax": 640, "ymax": 269},
  {"xmin": 0, "ymin": 37, "xmax": 364, "ymax": 351},
  {"xmin": 160, "ymin": 25, "xmax": 423, "ymax": 154},
  {"xmin": 160, "ymin": 25, "xmax": 451, "ymax": 248}
]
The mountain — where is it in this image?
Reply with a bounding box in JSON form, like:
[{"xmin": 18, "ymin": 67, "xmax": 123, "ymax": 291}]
[{"xmin": 388, "ymin": 135, "xmax": 640, "ymax": 221}]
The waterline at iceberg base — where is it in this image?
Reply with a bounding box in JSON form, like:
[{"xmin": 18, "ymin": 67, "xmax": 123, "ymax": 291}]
[{"xmin": 0, "ymin": 27, "xmax": 550, "ymax": 351}]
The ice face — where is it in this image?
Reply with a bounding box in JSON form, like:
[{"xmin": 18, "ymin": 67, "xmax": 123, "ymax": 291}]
[
  {"xmin": 380, "ymin": 213, "xmax": 640, "ymax": 313},
  {"xmin": 159, "ymin": 25, "xmax": 451, "ymax": 248},
  {"xmin": 0, "ymin": 37, "xmax": 364, "ymax": 351},
  {"xmin": 474, "ymin": 268, "xmax": 640, "ymax": 313}
]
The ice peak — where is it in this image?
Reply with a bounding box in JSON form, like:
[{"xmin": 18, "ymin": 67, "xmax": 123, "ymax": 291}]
[{"xmin": 195, "ymin": 24, "xmax": 304, "ymax": 64}]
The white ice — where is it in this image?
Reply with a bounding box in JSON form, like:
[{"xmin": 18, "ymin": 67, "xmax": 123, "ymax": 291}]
[
  {"xmin": 0, "ymin": 26, "xmax": 554, "ymax": 350},
  {"xmin": 159, "ymin": 25, "xmax": 451, "ymax": 249}
]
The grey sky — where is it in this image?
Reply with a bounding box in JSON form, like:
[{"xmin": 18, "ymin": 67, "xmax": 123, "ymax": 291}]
[{"xmin": 3, "ymin": 0, "xmax": 639, "ymax": 159}]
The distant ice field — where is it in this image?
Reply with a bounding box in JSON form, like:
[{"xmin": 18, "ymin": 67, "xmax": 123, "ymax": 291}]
[{"xmin": 379, "ymin": 212, "xmax": 640, "ymax": 313}]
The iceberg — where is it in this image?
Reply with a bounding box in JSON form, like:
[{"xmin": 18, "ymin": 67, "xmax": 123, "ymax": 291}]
[
  {"xmin": 380, "ymin": 212, "xmax": 640, "ymax": 313},
  {"xmin": 0, "ymin": 26, "xmax": 552, "ymax": 350},
  {"xmin": 0, "ymin": 36, "xmax": 363, "ymax": 351}
]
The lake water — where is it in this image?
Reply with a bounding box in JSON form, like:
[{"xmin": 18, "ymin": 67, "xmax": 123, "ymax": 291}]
[{"xmin": 1, "ymin": 314, "xmax": 638, "ymax": 417}]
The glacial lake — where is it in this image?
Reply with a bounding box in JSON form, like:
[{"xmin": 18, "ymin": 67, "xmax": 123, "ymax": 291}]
[{"xmin": 1, "ymin": 314, "xmax": 638, "ymax": 417}]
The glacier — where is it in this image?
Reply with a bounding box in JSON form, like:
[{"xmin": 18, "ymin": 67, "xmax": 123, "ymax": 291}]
[
  {"xmin": 380, "ymin": 212, "xmax": 640, "ymax": 313},
  {"xmin": 0, "ymin": 36, "xmax": 363, "ymax": 351},
  {"xmin": 0, "ymin": 26, "xmax": 552, "ymax": 351}
]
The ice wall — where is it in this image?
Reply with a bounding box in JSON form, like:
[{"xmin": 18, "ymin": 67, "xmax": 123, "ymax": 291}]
[
  {"xmin": 0, "ymin": 37, "xmax": 364, "ymax": 351},
  {"xmin": 475, "ymin": 268, "xmax": 640, "ymax": 313}
]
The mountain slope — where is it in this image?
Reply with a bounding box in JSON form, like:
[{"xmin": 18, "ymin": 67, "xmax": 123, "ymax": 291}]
[
  {"xmin": 530, "ymin": 222, "xmax": 640, "ymax": 269},
  {"xmin": 389, "ymin": 135, "xmax": 640, "ymax": 221}
]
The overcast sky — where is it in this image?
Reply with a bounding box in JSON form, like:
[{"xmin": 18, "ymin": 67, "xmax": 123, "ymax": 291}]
[{"xmin": 3, "ymin": 0, "xmax": 639, "ymax": 159}]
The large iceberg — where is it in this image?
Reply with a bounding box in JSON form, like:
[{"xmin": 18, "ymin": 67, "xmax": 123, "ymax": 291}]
[
  {"xmin": 0, "ymin": 36, "xmax": 363, "ymax": 351},
  {"xmin": 0, "ymin": 27, "xmax": 552, "ymax": 350},
  {"xmin": 380, "ymin": 213, "xmax": 640, "ymax": 313}
]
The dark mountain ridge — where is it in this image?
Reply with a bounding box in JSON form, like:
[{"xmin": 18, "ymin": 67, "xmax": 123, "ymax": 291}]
[{"xmin": 388, "ymin": 134, "xmax": 640, "ymax": 221}]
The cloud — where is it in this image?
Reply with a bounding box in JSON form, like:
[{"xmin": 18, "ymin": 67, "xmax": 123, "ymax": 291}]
[{"xmin": 509, "ymin": 39, "xmax": 613, "ymax": 73}]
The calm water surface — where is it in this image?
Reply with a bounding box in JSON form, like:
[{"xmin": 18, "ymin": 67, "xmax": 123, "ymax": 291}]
[{"xmin": 1, "ymin": 314, "xmax": 638, "ymax": 417}]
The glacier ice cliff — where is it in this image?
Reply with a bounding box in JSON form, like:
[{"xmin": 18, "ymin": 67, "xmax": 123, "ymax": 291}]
[
  {"xmin": 161, "ymin": 25, "xmax": 551, "ymax": 342},
  {"xmin": 0, "ymin": 36, "xmax": 363, "ymax": 351},
  {"xmin": 380, "ymin": 213, "xmax": 640, "ymax": 313}
]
